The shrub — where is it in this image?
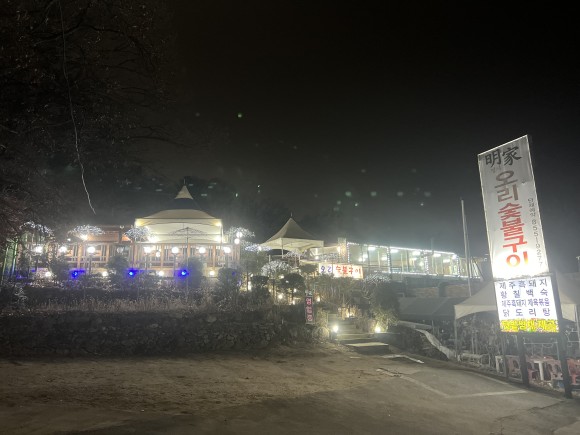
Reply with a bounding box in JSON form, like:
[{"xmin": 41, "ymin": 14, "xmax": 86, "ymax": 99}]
[{"xmin": 250, "ymin": 275, "xmax": 270, "ymax": 305}]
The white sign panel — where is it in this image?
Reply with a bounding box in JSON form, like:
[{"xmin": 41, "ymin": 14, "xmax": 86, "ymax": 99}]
[
  {"xmin": 494, "ymin": 275, "xmax": 558, "ymax": 333},
  {"xmin": 319, "ymin": 263, "xmax": 364, "ymax": 279},
  {"xmin": 478, "ymin": 136, "xmax": 549, "ymax": 280}
]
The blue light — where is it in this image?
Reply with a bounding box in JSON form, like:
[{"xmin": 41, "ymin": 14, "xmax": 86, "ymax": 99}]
[
  {"xmin": 127, "ymin": 268, "xmax": 138, "ymax": 277},
  {"xmin": 70, "ymin": 269, "xmax": 85, "ymax": 279},
  {"xmin": 179, "ymin": 269, "xmax": 189, "ymax": 277}
]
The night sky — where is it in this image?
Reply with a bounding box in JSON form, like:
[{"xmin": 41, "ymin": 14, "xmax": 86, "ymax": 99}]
[{"xmin": 145, "ymin": 3, "xmax": 580, "ymax": 271}]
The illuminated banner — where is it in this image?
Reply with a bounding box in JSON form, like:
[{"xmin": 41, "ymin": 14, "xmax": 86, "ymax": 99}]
[
  {"xmin": 319, "ymin": 263, "xmax": 364, "ymax": 279},
  {"xmin": 478, "ymin": 136, "xmax": 549, "ymax": 280},
  {"xmin": 495, "ymin": 275, "xmax": 558, "ymax": 333},
  {"xmin": 304, "ymin": 290, "xmax": 315, "ymax": 324}
]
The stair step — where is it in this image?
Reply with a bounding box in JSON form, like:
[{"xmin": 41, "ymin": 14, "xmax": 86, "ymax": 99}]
[
  {"xmin": 336, "ymin": 333, "xmax": 372, "ymax": 341},
  {"xmin": 337, "ymin": 328, "xmax": 360, "ymax": 334},
  {"xmin": 345, "ymin": 342, "xmax": 391, "ymax": 355},
  {"xmin": 339, "ymin": 337, "xmax": 377, "ymax": 344}
]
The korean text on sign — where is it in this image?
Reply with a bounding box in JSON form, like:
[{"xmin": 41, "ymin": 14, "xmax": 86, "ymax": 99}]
[{"xmin": 494, "ymin": 275, "xmax": 558, "ymax": 333}]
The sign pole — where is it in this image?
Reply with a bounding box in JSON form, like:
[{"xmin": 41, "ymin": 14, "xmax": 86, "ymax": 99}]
[
  {"xmin": 516, "ymin": 333, "xmax": 530, "ymax": 387},
  {"xmin": 550, "ymin": 275, "xmax": 573, "ymax": 398},
  {"xmin": 499, "ymin": 332, "xmax": 509, "ymax": 380}
]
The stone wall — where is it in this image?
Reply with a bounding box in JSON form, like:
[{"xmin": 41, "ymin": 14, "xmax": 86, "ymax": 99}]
[{"xmin": 0, "ymin": 310, "xmax": 328, "ymax": 357}]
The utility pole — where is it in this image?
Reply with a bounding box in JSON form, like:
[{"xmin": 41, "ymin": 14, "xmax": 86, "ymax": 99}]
[{"xmin": 461, "ymin": 199, "xmax": 472, "ymax": 296}]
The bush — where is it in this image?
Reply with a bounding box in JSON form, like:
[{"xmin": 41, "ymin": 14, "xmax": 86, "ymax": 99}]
[
  {"xmin": 49, "ymin": 257, "xmax": 70, "ymax": 282},
  {"xmin": 250, "ymin": 275, "xmax": 270, "ymax": 305},
  {"xmin": 369, "ymin": 281, "xmax": 401, "ymax": 330},
  {"xmin": 213, "ymin": 268, "xmax": 241, "ymax": 309}
]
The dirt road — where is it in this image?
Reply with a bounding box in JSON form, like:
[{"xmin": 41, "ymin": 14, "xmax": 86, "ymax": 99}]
[{"xmin": 1, "ymin": 344, "xmax": 579, "ymax": 434}]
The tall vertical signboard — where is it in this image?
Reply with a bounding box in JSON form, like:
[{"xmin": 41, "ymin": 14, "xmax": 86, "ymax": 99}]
[
  {"xmin": 478, "ymin": 136, "xmax": 558, "ymax": 333},
  {"xmin": 304, "ymin": 289, "xmax": 315, "ymax": 325}
]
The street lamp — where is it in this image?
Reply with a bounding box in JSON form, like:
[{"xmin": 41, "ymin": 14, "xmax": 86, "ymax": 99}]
[
  {"xmin": 223, "ymin": 246, "xmax": 231, "ymax": 267},
  {"xmin": 171, "ymin": 247, "xmax": 179, "ymax": 278},
  {"xmin": 33, "ymin": 245, "xmax": 43, "ymax": 276},
  {"xmin": 87, "ymin": 246, "xmax": 96, "ymax": 276},
  {"xmin": 144, "ymin": 246, "xmax": 152, "ymax": 273}
]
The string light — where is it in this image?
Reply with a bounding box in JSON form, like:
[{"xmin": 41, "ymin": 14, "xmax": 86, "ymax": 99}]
[
  {"xmin": 124, "ymin": 227, "xmax": 151, "ymax": 242},
  {"xmin": 70, "ymin": 225, "xmax": 104, "ymax": 240}
]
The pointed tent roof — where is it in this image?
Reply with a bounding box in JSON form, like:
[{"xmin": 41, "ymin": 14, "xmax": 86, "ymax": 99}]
[
  {"xmin": 169, "ymin": 185, "xmax": 202, "ymax": 210},
  {"xmin": 261, "ymin": 218, "xmax": 323, "ymax": 252},
  {"xmin": 140, "ymin": 185, "xmax": 216, "ymax": 220}
]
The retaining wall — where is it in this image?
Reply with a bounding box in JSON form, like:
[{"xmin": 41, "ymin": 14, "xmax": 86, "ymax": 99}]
[{"xmin": 0, "ymin": 310, "xmax": 327, "ymax": 357}]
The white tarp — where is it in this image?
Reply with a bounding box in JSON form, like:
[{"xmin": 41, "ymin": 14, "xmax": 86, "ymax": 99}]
[
  {"xmin": 455, "ymin": 271, "xmax": 580, "ymax": 322},
  {"xmin": 134, "ymin": 214, "xmax": 222, "ymax": 244},
  {"xmin": 134, "ymin": 186, "xmax": 222, "ymax": 245},
  {"xmin": 261, "ymin": 218, "xmax": 323, "ymax": 252},
  {"xmin": 478, "ymin": 135, "xmax": 549, "ymax": 279}
]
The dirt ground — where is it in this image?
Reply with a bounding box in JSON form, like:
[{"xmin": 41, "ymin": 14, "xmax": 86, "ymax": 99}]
[
  {"xmin": 0, "ymin": 343, "xmax": 388, "ymax": 417},
  {"xmin": 3, "ymin": 344, "xmax": 580, "ymax": 435}
]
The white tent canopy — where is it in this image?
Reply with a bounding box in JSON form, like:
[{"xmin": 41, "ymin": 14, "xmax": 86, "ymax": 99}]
[
  {"xmin": 455, "ymin": 271, "xmax": 580, "ymax": 322},
  {"xmin": 260, "ymin": 218, "xmax": 323, "ymax": 252},
  {"xmin": 134, "ymin": 186, "xmax": 222, "ymax": 245}
]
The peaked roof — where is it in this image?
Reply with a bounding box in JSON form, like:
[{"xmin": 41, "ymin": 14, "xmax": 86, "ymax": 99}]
[
  {"xmin": 169, "ymin": 185, "xmax": 202, "ymax": 210},
  {"xmin": 261, "ymin": 218, "xmax": 324, "ymax": 252},
  {"xmin": 138, "ymin": 186, "xmax": 217, "ymax": 220},
  {"xmin": 264, "ymin": 218, "xmax": 316, "ymax": 243}
]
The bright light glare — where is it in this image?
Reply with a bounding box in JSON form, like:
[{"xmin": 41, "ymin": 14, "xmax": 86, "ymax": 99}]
[
  {"xmin": 87, "ymin": 246, "xmax": 96, "ymax": 254},
  {"xmin": 101, "ymin": 271, "xmax": 109, "ymax": 277},
  {"xmin": 277, "ymin": 293, "xmax": 283, "ymax": 300},
  {"xmin": 390, "ymin": 249, "xmax": 399, "ymax": 254},
  {"xmin": 144, "ymin": 246, "xmax": 152, "ymax": 254},
  {"xmin": 171, "ymin": 247, "xmax": 179, "ymax": 254},
  {"xmin": 374, "ymin": 325, "xmax": 382, "ymax": 333},
  {"xmin": 58, "ymin": 245, "xmax": 68, "ymax": 253},
  {"xmin": 433, "ymin": 253, "xmax": 441, "ymax": 258},
  {"xmin": 44, "ymin": 271, "xmax": 53, "ymax": 278},
  {"xmin": 234, "ymin": 238, "xmax": 240, "ymax": 245},
  {"xmin": 198, "ymin": 247, "xmax": 206, "ymax": 254},
  {"xmin": 412, "ymin": 250, "xmax": 421, "ymax": 256},
  {"xmin": 157, "ymin": 271, "xmax": 165, "ymax": 277},
  {"xmin": 368, "ymin": 246, "xmax": 376, "ymax": 251},
  {"xmin": 34, "ymin": 245, "xmax": 43, "ymax": 254},
  {"xmin": 209, "ymin": 270, "xmax": 215, "ymax": 277},
  {"xmin": 332, "ymin": 324, "xmax": 339, "ymax": 333},
  {"xmin": 223, "ymin": 246, "xmax": 231, "ymax": 254}
]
